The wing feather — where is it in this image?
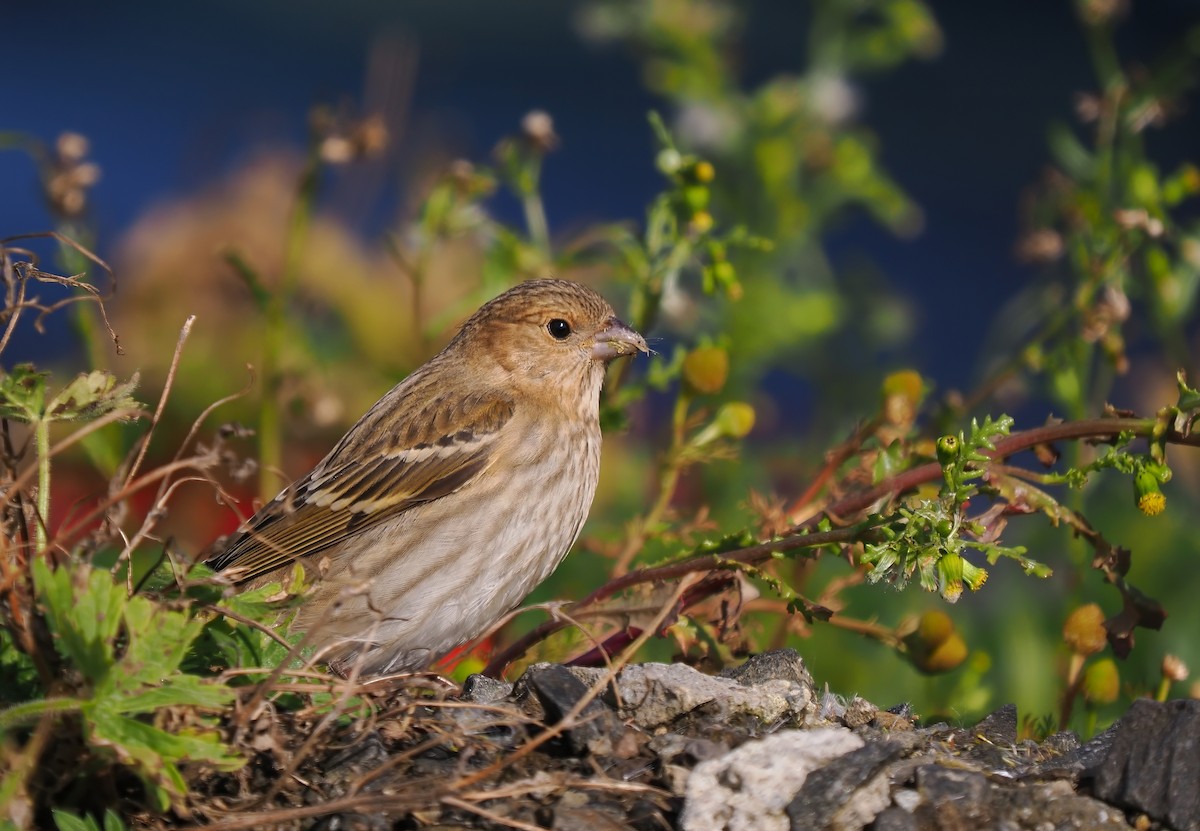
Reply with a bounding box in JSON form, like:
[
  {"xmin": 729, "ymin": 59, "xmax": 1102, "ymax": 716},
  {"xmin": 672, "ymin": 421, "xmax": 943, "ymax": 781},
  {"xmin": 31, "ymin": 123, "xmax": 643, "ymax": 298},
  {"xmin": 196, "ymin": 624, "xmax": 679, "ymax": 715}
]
[{"xmin": 208, "ymin": 388, "xmax": 514, "ymax": 584}]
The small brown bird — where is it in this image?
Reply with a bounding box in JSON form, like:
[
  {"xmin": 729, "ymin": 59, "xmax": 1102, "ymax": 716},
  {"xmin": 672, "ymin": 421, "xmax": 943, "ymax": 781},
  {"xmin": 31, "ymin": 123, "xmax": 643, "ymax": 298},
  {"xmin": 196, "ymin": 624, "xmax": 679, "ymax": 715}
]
[{"xmin": 208, "ymin": 279, "xmax": 647, "ymax": 675}]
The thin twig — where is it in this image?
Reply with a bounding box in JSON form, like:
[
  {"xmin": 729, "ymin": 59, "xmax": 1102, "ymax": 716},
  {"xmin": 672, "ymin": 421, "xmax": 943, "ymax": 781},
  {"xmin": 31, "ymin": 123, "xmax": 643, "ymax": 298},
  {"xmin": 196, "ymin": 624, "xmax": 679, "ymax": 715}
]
[
  {"xmin": 487, "ymin": 416, "xmax": 1193, "ymax": 674},
  {"xmin": 122, "ymin": 315, "xmax": 194, "ymax": 492},
  {"xmin": 441, "ymin": 795, "xmax": 545, "ymax": 831},
  {"xmin": 461, "ymin": 580, "xmax": 688, "ymax": 790}
]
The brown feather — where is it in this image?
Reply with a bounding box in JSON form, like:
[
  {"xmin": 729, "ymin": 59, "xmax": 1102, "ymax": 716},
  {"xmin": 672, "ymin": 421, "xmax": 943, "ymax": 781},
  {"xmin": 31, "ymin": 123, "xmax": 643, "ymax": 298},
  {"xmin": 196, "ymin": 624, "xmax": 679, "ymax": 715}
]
[{"xmin": 208, "ymin": 390, "xmax": 514, "ymax": 582}]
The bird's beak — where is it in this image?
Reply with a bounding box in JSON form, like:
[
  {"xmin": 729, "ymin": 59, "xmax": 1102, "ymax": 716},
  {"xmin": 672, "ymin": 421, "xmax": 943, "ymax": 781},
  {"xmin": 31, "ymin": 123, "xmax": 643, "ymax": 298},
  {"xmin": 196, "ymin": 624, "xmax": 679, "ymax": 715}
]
[{"xmin": 592, "ymin": 316, "xmax": 649, "ymax": 362}]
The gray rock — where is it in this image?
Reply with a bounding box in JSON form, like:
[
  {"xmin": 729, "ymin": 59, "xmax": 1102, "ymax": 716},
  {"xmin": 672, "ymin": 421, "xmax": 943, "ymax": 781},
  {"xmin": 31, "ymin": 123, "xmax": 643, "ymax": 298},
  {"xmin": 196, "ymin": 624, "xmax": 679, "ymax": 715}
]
[
  {"xmin": 871, "ymin": 806, "xmax": 918, "ymax": 831},
  {"xmin": 614, "ymin": 661, "xmax": 814, "ymax": 730},
  {"xmin": 1021, "ymin": 726, "xmax": 1111, "ymax": 782},
  {"xmin": 460, "ymin": 673, "xmax": 513, "ymax": 703},
  {"xmin": 720, "ymin": 648, "xmax": 816, "ymax": 689},
  {"xmin": 523, "ymin": 662, "xmax": 623, "ymax": 755},
  {"xmin": 1091, "ymin": 698, "xmax": 1200, "ymax": 831},
  {"xmin": 840, "ymin": 696, "xmax": 878, "ymax": 729},
  {"xmin": 786, "ymin": 732, "xmax": 928, "ymax": 830},
  {"xmin": 908, "ymin": 763, "xmax": 1130, "ymax": 830},
  {"xmin": 914, "ymin": 765, "xmax": 993, "ymax": 826},
  {"xmin": 680, "ymin": 727, "xmax": 862, "ymax": 831},
  {"xmin": 990, "ymin": 780, "xmax": 1131, "ymax": 830},
  {"xmin": 971, "ymin": 703, "xmax": 1018, "ymax": 745}
]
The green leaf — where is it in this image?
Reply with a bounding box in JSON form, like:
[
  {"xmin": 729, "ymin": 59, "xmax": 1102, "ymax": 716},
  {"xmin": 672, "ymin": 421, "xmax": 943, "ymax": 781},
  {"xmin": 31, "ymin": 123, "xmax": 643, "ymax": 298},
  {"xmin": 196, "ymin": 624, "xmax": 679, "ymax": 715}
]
[
  {"xmin": 1047, "ymin": 121, "xmax": 1094, "ymax": 179},
  {"xmin": 1178, "ymin": 370, "xmax": 1200, "ymax": 411},
  {"xmin": 222, "ymin": 248, "xmax": 272, "ymax": 313},
  {"xmin": 33, "ymin": 559, "xmax": 124, "ymax": 682},
  {"xmin": 0, "ymin": 364, "xmax": 48, "ymax": 422},
  {"xmin": 45, "ymin": 370, "xmax": 140, "ymax": 422},
  {"xmin": 52, "ymin": 811, "xmax": 99, "ymax": 831},
  {"xmin": 51, "ymin": 810, "xmax": 126, "ymax": 831}
]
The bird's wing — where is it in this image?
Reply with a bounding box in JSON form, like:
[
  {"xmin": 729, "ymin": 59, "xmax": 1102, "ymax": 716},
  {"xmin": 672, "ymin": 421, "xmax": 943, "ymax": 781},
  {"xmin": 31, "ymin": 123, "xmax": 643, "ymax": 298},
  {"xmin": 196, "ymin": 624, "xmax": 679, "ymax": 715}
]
[{"xmin": 208, "ymin": 391, "xmax": 516, "ymax": 585}]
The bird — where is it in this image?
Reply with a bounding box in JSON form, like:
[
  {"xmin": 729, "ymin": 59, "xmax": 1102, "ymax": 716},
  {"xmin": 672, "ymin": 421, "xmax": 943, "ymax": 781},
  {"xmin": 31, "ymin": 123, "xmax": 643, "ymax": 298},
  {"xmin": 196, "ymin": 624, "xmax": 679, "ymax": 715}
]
[{"xmin": 207, "ymin": 279, "xmax": 648, "ymax": 676}]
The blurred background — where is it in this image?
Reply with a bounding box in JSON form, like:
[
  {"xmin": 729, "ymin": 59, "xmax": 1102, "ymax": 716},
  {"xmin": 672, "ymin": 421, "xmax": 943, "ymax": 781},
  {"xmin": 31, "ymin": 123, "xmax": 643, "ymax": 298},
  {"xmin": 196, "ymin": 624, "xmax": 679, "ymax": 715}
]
[{"xmin": 4, "ymin": 0, "xmax": 1200, "ymax": 727}]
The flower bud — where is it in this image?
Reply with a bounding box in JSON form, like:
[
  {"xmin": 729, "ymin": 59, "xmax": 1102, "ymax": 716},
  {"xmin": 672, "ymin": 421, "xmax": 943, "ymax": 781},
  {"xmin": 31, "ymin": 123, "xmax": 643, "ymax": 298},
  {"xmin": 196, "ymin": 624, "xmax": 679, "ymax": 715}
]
[
  {"xmin": 882, "ymin": 370, "xmax": 925, "ymax": 427},
  {"xmin": 682, "ymin": 184, "xmax": 710, "ymax": 212},
  {"xmin": 936, "ymin": 435, "xmax": 960, "ymax": 466},
  {"xmin": 1063, "ymin": 604, "xmax": 1107, "ymax": 656},
  {"xmin": 710, "ymin": 261, "xmax": 736, "ymax": 287},
  {"xmin": 689, "ymin": 211, "xmax": 714, "ymax": 234},
  {"xmin": 1162, "ymin": 654, "xmax": 1189, "ymax": 683},
  {"xmin": 520, "ymin": 110, "xmax": 558, "ymax": 153},
  {"xmin": 692, "ymin": 402, "xmax": 756, "ymax": 447},
  {"xmin": 1082, "ymin": 658, "xmax": 1120, "ymax": 705},
  {"xmin": 935, "ymin": 553, "xmax": 989, "ymax": 604},
  {"xmin": 1133, "ymin": 469, "xmax": 1166, "ymax": 516},
  {"xmin": 905, "ymin": 610, "xmax": 967, "ymax": 674},
  {"xmin": 682, "ymin": 347, "xmax": 730, "ymax": 395},
  {"xmin": 714, "ymin": 402, "xmax": 755, "ymax": 439},
  {"xmin": 656, "ymin": 148, "xmax": 683, "ymax": 175}
]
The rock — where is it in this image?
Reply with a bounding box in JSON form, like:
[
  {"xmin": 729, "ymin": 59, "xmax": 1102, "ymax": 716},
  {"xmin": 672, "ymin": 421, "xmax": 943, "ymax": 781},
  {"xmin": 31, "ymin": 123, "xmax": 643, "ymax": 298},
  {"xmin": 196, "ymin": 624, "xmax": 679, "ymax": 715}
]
[
  {"xmin": 448, "ymin": 674, "xmax": 524, "ymax": 747},
  {"xmin": 871, "ymin": 806, "xmax": 919, "ymax": 830},
  {"xmin": 913, "ymin": 765, "xmax": 994, "ymax": 826},
  {"xmin": 615, "ymin": 661, "xmax": 813, "ymax": 730},
  {"xmin": 786, "ymin": 732, "xmax": 928, "ymax": 830},
  {"xmin": 908, "ymin": 763, "xmax": 1130, "ymax": 830},
  {"xmin": 990, "ymin": 780, "xmax": 1130, "ymax": 830},
  {"xmin": 840, "ymin": 696, "xmax": 878, "ymax": 729},
  {"xmin": 680, "ymin": 727, "xmax": 862, "ymax": 831},
  {"xmin": 523, "ymin": 663, "xmax": 623, "ymax": 756},
  {"xmin": 1021, "ymin": 725, "xmax": 1111, "ymax": 782},
  {"xmin": 971, "ymin": 703, "xmax": 1018, "ymax": 745},
  {"xmin": 648, "ymin": 732, "xmax": 731, "ymax": 795},
  {"xmin": 460, "ymin": 673, "xmax": 514, "ymax": 703},
  {"xmin": 1090, "ymin": 698, "xmax": 1200, "ymax": 831},
  {"xmin": 212, "ymin": 658, "xmax": 1154, "ymax": 831},
  {"xmin": 720, "ymin": 648, "xmax": 815, "ymax": 689}
]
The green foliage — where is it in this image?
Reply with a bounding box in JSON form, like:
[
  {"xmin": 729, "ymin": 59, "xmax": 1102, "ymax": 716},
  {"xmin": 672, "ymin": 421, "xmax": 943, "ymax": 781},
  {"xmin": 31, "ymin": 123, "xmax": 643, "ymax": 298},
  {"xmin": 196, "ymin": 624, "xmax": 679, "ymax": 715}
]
[
  {"xmin": 51, "ymin": 810, "xmax": 126, "ymax": 831},
  {"xmin": 580, "ymin": 0, "xmax": 936, "ymax": 374},
  {"xmin": 0, "ymin": 367, "xmax": 139, "ymax": 425},
  {"xmin": 1, "ymin": 560, "xmax": 243, "ymax": 811}
]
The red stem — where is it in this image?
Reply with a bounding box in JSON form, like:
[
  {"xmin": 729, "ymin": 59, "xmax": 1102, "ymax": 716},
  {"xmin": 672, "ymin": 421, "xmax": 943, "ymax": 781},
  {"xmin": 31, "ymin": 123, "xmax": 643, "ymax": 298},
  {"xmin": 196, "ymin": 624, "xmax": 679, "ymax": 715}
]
[{"xmin": 484, "ymin": 416, "xmax": 1194, "ymax": 676}]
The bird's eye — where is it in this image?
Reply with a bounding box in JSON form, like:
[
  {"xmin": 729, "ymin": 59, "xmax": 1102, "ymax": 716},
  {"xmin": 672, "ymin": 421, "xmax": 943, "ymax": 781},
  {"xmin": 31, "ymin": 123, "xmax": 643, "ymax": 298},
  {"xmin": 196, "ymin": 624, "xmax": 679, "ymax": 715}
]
[{"xmin": 547, "ymin": 318, "xmax": 572, "ymax": 340}]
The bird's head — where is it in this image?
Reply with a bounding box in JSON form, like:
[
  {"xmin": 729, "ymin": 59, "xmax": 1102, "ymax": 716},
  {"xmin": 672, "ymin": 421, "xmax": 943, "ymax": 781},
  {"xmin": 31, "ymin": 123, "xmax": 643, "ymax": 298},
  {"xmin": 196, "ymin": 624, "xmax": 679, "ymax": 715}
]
[{"xmin": 451, "ymin": 280, "xmax": 648, "ymax": 396}]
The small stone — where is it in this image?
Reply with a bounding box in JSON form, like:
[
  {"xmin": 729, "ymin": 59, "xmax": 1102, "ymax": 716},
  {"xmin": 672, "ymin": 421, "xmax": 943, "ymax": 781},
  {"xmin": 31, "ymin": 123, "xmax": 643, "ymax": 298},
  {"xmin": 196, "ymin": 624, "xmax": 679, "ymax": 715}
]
[
  {"xmin": 524, "ymin": 663, "xmax": 622, "ymax": 756},
  {"xmin": 680, "ymin": 728, "xmax": 862, "ymax": 831},
  {"xmin": 720, "ymin": 648, "xmax": 815, "ymax": 689},
  {"xmin": 841, "ymin": 696, "xmax": 878, "ymax": 728},
  {"xmin": 914, "ymin": 765, "xmax": 992, "ymax": 825},
  {"xmin": 871, "ymin": 710, "xmax": 915, "ymax": 732},
  {"xmin": 786, "ymin": 732, "xmax": 928, "ymax": 830},
  {"xmin": 872, "ymin": 806, "xmax": 919, "ymax": 831},
  {"xmin": 615, "ymin": 662, "xmax": 811, "ymax": 730},
  {"xmin": 460, "ymin": 673, "xmax": 513, "ymax": 703},
  {"xmin": 1022, "ymin": 726, "xmax": 1111, "ymax": 782},
  {"xmin": 973, "ymin": 703, "xmax": 1018, "ymax": 745}
]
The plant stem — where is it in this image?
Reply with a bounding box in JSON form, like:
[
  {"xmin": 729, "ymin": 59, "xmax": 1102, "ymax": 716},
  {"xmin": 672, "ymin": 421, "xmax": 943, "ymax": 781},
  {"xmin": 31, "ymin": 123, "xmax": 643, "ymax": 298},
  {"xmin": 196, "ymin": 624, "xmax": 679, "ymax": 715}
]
[
  {"xmin": 521, "ymin": 153, "xmax": 551, "ymax": 258},
  {"xmin": 486, "ymin": 415, "xmax": 1198, "ymax": 674},
  {"xmin": 34, "ymin": 418, "xmax": 49, "ymax": 552},
  {"xmin": 259, "ymin": 149, "xmax": 322, "ymax": 501},
  {"xmin": 523, "ymin": 188, "xmax": 551, "ymax": 258},
  {"xmin": 613, "ymin": 390, "xmax": 691, "ymax": 576},
  {"xmin": 0, "ymin": 696, "xmax": 81, "ymax": 730}
]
